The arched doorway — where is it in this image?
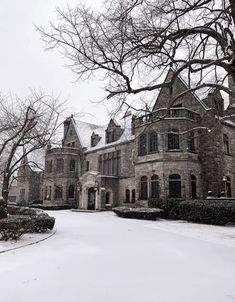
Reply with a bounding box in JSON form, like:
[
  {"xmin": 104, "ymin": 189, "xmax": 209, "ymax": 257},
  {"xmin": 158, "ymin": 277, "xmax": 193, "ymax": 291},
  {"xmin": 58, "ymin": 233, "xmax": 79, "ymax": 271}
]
[{"xmin": 88, "ymin": 187, "xmax": 96, "ymax": 210}]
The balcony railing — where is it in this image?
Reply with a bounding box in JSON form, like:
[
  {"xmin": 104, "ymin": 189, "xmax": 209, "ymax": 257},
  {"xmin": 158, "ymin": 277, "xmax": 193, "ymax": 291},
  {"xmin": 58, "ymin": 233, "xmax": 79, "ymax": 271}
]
[
  {"xmin": 46, "ymin": 147, "xmax": 81, "ymax": 155},
  {"xmin": 134, "ymin": 107, "xmax": 201, "ymax": 127}
]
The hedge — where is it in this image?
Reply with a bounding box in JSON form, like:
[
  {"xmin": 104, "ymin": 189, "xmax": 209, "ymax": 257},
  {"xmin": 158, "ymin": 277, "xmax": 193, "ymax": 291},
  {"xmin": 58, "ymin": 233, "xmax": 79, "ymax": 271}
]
[
  {"xmin": 113, "ymin": 207, "xmax": 164, "ymax": 220},
  {"xmin": 178, "ymin": 199, "xmax": 235, "ymax": 226},
  {"xmin": 0, "ymin": 216, "xmax": 32, "ymax": 241},
  {"xmin": 0, "ymin": 206, "xmax": 55, "ymax": 241}
]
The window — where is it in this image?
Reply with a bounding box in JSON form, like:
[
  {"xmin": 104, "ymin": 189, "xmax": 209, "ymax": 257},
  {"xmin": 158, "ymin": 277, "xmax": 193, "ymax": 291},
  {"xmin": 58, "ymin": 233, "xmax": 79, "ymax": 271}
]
[
  {"xmin": 68, "ymin": 185, "xmax": 75, "ymax": 199},
  {"xmin": 55, "ymin": 185, "xmax": 63, "ymax": 199},
  {"xmin": 86, "ymin": 161, "xmax": 90, "ymax": 171},
  {"xmin": 99, "ymin": 151, "xmax": 121, "ymax": 176},
  {"xmin": 20, "ymin": 188, "xmax": 25, "ymax": 201},
  {"xmin": 105, "ymin": 192, "xmax": 110, "ymax": 205},
  {"xmin": 188, "ymin": 131, "xmax": 195, "ymax": 152},
  {"xmin": 139, "ymin": 133, "xmax": 147, "ymax": 155},
  {"xmin": 169, "ymin": 174, "xmax": 181, "ymax": 198},
  {"xmin": 106, "ymin": 130, "xmax": 115, "ymax": 143},
  {"xmin": 70, "ymin": 159, "xmax": 76, "ymax": 172},
  {"xmin": 56, "ymin": 159, "xmax": 64, "ymax": 172},
  {"xmin": 131, "ymin": 189, "xmax": 135, "ymax": 203},
  {"xmin": 223, "ymin": 134, "xmax": 230, "ymax": 154},
  {"xmin": 149, "ymin": 132, "xmax": 158, "ymax": 153},
  {"xmin": 168, "ymin": 129, "xmax": 180, "ymax": 150},
  {"xmin": 226, "ymin": 176, "xmax": 232, "ymax": 197},
  {"xmin": 125, "ymin": 189, "xmax": 130, "ymax": 203},
  {"xmin": 151, "ymin": 175, "xmax": 159, "ymax": 198},
  {"xmin": 191, "ymin": 175, "xmax": 197, "ymax": 199},
  {"xmin": 140, "ymin": 176, "xmax": 148, "ymax": 200},
  {"xmin": 44, "ymin": 186, "xmax": 52, "ymax": 200}
]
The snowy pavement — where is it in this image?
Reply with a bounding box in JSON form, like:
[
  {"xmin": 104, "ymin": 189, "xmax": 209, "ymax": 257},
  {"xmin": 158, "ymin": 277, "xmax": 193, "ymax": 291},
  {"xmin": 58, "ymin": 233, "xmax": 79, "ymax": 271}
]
[{"xmin": 0, "ymin": 210, "xmax": 235, "ymax": 302}]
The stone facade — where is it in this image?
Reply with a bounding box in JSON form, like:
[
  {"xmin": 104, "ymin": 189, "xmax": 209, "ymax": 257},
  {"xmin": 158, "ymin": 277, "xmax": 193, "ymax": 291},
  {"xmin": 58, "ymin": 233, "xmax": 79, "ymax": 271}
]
[{"xmin": 24, "ymin": 70, "xmax": 235, "ymax": 209}]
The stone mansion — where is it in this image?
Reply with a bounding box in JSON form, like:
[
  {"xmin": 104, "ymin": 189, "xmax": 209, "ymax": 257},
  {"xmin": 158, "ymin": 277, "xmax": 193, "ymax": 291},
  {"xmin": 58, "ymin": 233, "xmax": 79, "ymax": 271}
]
[{"xmin": 13, "ymin": 70, "xmax": 235, "ymax": 209}]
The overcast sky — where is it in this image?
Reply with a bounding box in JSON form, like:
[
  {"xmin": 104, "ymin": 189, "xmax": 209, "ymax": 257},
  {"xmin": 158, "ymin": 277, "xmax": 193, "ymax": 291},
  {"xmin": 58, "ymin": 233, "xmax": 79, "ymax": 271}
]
[{"xmin": 0, "ymin": 0, "xmax": 111, "ymax": 125}]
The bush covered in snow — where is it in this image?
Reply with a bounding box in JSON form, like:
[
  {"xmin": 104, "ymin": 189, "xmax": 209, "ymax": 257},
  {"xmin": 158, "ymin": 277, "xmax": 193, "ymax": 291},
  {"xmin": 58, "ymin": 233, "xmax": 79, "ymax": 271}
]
[
  {"xmin": 113, "ymin": 207, "xmax": 164, "ymax": 220},
  {"xmin": 178, "ymin": 199, "xmax": 235, "ymax": 225},
  {"xmin": 0, "ymin": 216, "xmax": 32, "ymax": 241},
  {"xmin": 154, "ymin": 198, "xmax": 182, "ymax": 219},
  {"xmin": 0, "ymin": 206, "xmax": 55, "ymax": 241},
  {"xmin": 30, "ymin": 213, "xmax": 55, "ymax": 233}
]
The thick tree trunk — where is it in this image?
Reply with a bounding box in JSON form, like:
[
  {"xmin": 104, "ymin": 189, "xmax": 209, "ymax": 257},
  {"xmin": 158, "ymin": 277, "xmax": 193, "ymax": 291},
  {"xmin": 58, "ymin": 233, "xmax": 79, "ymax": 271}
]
[{"xmin": 0, "ymin": 176, "xmax": 10, "ymax": 219}]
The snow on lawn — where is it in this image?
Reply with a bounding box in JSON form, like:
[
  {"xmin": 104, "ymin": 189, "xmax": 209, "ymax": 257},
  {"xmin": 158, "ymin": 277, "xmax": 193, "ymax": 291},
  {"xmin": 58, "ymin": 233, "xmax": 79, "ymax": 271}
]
[{"xmin": 0, "ymin": 210, "xmax": 235, "ymax": 302}]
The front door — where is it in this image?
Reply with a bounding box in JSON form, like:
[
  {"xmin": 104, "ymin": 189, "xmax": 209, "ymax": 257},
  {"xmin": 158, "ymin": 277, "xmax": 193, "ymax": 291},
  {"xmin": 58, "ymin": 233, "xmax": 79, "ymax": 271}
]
[{"xmin": 88, "ymin": 188, "xmax": 95, "ymax": 210}]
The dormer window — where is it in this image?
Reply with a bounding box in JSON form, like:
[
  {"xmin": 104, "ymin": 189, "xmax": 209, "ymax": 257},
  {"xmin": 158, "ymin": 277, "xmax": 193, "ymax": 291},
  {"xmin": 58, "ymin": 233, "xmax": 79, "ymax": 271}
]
[
  {"xmin": 106, "ymin": 129, "xmax": 115, "ymax": 143},
  {"xmin": 91, "ymin": 132, "xmax": 101, "ymax": 147},
  {"xmin": 105, "ymin": 119, "xmax": 123, "ymax": 144}
]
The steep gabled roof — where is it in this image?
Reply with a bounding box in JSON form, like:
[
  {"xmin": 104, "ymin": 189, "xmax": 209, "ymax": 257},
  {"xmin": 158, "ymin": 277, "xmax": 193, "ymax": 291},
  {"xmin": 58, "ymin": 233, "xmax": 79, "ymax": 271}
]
[
  {"xmin": 153, "ymin": 68, "xmax": 209, "ymax": 111},
  {"xmin": 71, "ymin": 115, "xmax": 134, "ymax": 152}
]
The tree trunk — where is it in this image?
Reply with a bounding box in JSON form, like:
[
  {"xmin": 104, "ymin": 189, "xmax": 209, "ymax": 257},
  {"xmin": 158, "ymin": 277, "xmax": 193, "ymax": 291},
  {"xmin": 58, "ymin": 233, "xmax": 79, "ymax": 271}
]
[{"xmin": 0, "ymin": 175, "xmax": 10, "ymax": 219}]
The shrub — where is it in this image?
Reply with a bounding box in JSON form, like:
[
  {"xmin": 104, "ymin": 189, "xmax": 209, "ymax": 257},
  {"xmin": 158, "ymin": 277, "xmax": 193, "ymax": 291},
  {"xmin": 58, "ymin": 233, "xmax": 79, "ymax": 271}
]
[
  {"xmin": 30, "ymin": 213, "xmax": 55, "ymax": 233},
  {"xmin": 154, "ymin": 199, "xmax": 182, "ymax": 219},
  {"xmin": 113, "ymin": 207, "xmax": 164, "ymax": 220},
  {"xmin": 0, "ymin": 206, "xmax": 55, "ymax": 240},
  {"xmin": 0, "ymin": 216, "xmax": 32, "ymax": 241},
  {"xmin": 7, "ymin": 205, "xmax": 39, "ymax": 216},
  {"xmin": 178, "ymin": 199, "xmax": 235, "ymax": 226}
]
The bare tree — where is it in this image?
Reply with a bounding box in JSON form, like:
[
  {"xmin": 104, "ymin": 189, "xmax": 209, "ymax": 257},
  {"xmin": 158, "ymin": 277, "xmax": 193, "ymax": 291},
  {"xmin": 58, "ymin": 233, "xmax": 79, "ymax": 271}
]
[
  {"xmin": 0, "ymin": 92, "xmax": 62, "ymax": 215},
  {"xmin": 38, "ymin": 0, "xmax": 235, "ymax": 110}
]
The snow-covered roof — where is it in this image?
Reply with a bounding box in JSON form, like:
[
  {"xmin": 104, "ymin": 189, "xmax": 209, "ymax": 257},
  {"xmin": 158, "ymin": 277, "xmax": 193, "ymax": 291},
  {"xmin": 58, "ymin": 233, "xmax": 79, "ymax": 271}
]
[{"xmin": 72, "ymin": 115, "xmax": 134, "ymax": 152}]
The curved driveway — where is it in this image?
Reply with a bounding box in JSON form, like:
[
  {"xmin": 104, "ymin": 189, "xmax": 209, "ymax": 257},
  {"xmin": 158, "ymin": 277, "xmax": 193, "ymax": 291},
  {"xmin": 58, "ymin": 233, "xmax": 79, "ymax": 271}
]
[{"xmin": 0, "ymin": 210, "xmax": 235, "ymax": 302}]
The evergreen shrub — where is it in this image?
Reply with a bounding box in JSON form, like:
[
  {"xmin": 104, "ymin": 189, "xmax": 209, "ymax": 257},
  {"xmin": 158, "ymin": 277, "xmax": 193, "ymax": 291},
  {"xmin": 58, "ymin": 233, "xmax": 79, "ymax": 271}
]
[
  {"xmin": 178, "ymin": 199, "xmax": 235, "ymax": 225},
  {"xmin": 113, "ymin": 207, "xmax": 164, "ymax": 220}
]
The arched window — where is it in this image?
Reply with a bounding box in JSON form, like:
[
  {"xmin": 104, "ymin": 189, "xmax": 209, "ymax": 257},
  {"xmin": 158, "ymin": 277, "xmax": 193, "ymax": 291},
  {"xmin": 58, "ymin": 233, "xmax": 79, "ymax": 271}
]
[
  {"xmin": 191, "ymin": 175, "xmax": 197, "ymax": 199},
  {"xmin": 226, "ymin": 176, "xmax": 232, "ymax": 197},
  {"xmin": 55, "ymin": 185, "xmax": 63, "ymax": 199},
  {"xmin": 168, "ymin": 129, "xmax": 180, "ymax": 150},
  {"xmin": 125, "ymin": 189, "xmax": 130, "ymax": 203},
  {"xmin": 68, "ymin": 185, "xmax": 75, "ymax": 199},
  {"xmin": 223, "ymin": 134, "xmax": 230, "ymax": 154},
  {"xmin": 149, "ymin": 132, "xmax": 158, "ymax": 153},
  {"xmin": 169, "ymin": 174, "xmax": 181, "ymax": 198},
  {"xmin": 70, "ymin": 159, "xmax": 76, "ymax": 172},
  {"xmin": 140, "ymin": 176, "xmax": 148, "ymax": 199},
  {"xmin": 131, "ymin": 189, "xmax": 136, "ymax": 203},
  {"xmin": 151, "ymin": 175, "xmax": 159, "ymax": 198},
  {"xmin": 188, "ymin": 131, "xmax": 195, "ymax": 152},
  {"xmin": 139, "ymin": 133, "xmax": 147, "ymax": 156}
]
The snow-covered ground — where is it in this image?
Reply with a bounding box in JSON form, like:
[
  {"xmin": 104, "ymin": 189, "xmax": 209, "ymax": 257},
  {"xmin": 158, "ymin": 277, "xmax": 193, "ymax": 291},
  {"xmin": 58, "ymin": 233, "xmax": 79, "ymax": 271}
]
[{"xmin": 0, "ymin": 210, "xmax": 235, "ymax": 302}]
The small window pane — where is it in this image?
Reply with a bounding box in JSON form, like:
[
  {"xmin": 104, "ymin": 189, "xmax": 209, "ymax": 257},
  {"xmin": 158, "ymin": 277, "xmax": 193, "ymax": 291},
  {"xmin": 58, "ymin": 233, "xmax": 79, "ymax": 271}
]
[
  {"xmin": 168, "ymin": 129, "xmax": 180, "ymax": 150},
  {"xmin": 139, "ymin": 134, "xmax": 147, "ymax": 156},
  {"xmin": 149, "ymin": 132, "xmax": 158, "ymax": 153}
]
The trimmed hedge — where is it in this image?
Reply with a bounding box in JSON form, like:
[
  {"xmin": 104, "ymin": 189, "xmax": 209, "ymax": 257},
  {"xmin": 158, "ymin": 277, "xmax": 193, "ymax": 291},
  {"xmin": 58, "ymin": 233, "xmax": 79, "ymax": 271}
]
[
  {"xmin": 0, "ymin": 206, "xmax": 55, "ymax": 241},
  {"xmin": 154, "ymin": 198, "xmax": 182, "ymax": 219},
  {"xmin": 178, "ymin": 199, "xmax": 235, "ymax": 226},
  {"xmin": 113, "ymin": 207, "xmax": 164, "ymax": 220},
  {"xmin": 30, "ymin": 213, "xmax": 55, "ymax": 233},
  {"xmin": 0, "ymin": 216, "xmax": 32, "ymax": 241}
]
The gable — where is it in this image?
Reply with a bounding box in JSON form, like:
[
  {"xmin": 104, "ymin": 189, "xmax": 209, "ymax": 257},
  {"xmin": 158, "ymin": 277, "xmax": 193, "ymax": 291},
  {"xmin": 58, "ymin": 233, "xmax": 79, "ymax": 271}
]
[{"xmin": 153, "ymin": 69, "xmax": 207, "ymax": 115}]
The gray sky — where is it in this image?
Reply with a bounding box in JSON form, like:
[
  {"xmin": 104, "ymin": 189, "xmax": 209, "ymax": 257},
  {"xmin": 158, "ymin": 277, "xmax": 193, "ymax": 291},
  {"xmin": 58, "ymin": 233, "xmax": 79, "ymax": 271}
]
[{"xmin": 0, "ymin": 0, "xmax": 110, "ymax": 125}]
